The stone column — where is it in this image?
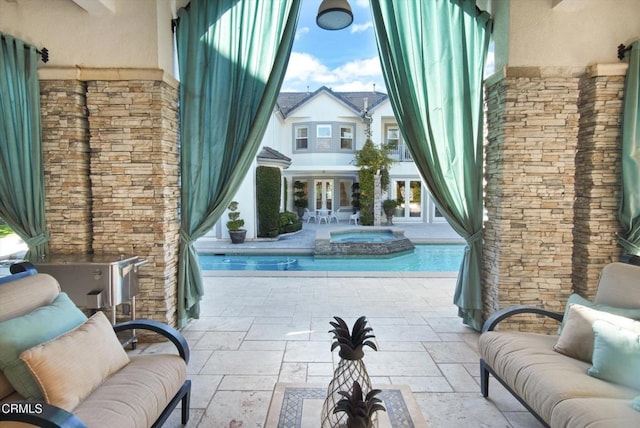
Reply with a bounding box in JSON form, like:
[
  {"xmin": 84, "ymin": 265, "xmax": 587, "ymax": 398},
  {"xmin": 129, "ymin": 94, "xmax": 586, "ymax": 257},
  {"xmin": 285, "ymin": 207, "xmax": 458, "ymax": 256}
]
[
  {"xmin": 572, "ymin": 65, "xmax": 626, "ymax": 298},
  {"xmin": 86, "ymin": 78, "xmax": 180, "ymax": 326},
  {"xmin": 40, "ymin": 80, "xmax": 92, "ymax": 255},
  {"xmin": 484, "ymin": 68, "xmax": 579, "ymax": 332}
]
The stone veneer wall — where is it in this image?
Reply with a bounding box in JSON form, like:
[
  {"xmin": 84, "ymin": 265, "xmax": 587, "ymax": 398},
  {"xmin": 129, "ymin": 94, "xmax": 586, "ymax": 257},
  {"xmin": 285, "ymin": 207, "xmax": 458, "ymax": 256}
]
[
  {"xmin": 484, "ymin": 68, "xmax": 580, "ymax": 332},
  {"xmin": 572, "ymin": 72, "xmax": 625, "ymax": 298},
  {"xmin": 40, "ymin": 80, "xmax": 91, "ymax": 254},
  {"xmin": 85, "ymin": 79, "xmax": 180, "ymax": 325}
]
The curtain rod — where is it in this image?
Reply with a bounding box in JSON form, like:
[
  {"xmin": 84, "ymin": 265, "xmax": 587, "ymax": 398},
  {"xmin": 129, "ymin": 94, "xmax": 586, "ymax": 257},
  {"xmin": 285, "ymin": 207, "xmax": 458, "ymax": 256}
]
[
  {"xmin": 618, "ymin": 43, "xmax": 632, "ymax": 61},
  {"xmin": 36, "ymin": 47, "xmax": 49, "ymax": 63}
]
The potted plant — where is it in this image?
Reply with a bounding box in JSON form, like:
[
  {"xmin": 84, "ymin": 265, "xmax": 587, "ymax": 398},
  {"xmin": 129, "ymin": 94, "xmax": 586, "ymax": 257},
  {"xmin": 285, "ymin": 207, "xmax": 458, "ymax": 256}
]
[
  {"xmin": 293, "ymin": 180, "xmax": 308, "ymax": 219},
  {"xmin": 226, "ymin": 201, "xmax": 246, "ymax": 244},
  {"xmin": 382, "ymin": 199, "xmax": 398, "ymax": 226}
]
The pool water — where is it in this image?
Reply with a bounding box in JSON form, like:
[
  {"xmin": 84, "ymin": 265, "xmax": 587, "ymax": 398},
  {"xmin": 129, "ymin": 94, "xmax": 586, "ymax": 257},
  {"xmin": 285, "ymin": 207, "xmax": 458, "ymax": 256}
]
[{"xmin": 199, "ymin": 244, "xmax": 464, "ymax": 272}]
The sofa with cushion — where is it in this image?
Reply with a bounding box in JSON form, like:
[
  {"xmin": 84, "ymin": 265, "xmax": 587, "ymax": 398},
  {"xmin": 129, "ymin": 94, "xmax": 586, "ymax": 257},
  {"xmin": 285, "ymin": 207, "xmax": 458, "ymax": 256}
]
[
  {"xmin": 0, "ymin": 263, "xmax": 191, "ymax": 428},
  {"xmin": 479, "ymin": 262, "xmax": 640, "ymax": 428}
]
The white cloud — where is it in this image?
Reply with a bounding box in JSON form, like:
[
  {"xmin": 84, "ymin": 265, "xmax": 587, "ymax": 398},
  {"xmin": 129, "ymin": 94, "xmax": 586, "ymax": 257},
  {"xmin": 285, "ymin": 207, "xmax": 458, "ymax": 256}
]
[
  {"xmin": 284, "ymin": 53, "xmax": 385, "ymax": 93},
  {"xmin": 295, "ymin": 26, "xmax": 310, "ymax": 40},
  {"xmin": 353, "ymin": 0, "xmax": 369, "ymax": 8},
  {"xmin": 334, "ymin": 56, "xmax": 381, "ymax": 77},
  {"xmin": 332, "ymin": 80, "xmax": 381, "ymax": 92},
  {"xmin": 350, "ymin": 21, "xmax": 373, "ymax": 34},
  {"xmin": 284, "ymin": 52, "xmax": 337, "ymax": 85}
]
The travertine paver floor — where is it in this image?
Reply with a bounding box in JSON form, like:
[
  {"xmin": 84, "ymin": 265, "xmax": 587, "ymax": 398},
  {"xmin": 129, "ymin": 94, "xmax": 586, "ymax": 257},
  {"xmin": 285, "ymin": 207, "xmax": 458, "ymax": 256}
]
[{"xmin": 133, "ymin": 275, "xmax": 544, "ymax": 428}]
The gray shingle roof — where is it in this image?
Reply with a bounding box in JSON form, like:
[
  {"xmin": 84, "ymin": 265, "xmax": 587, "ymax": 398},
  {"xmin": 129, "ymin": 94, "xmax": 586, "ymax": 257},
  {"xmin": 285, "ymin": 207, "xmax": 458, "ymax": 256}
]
[{"xmin": 276, "ymin": 86, "xmax": 388, "ymax": 118}]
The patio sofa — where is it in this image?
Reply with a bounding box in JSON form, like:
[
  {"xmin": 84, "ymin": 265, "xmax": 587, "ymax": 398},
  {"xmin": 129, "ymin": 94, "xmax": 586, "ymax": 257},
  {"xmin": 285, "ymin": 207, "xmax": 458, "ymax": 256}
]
[
  {"xmin": 478, "ymin": 262, "xmax": 640, "ymax": 427},
  {"xmin": 0, "ymin": 263, "xmax": 191, "ymax": 428}
]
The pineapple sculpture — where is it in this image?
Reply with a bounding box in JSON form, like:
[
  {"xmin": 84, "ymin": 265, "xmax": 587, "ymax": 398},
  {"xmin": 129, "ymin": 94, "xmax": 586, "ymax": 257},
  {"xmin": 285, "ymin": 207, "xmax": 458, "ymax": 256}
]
[
  {"xmin": 334, "ymin": 381, "xmax": 386, "ymax": 428},
  {"xmin": 321, "ymin": 316, "xmax": 378, "ymax": 427}
]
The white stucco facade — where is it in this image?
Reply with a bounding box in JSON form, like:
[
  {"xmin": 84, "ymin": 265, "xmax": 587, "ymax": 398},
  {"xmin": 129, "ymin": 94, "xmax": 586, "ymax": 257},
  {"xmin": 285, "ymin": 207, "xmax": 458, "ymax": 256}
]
[{"xmin": 211, "ymin": 87, "xmax": 441, "ymax": 241}]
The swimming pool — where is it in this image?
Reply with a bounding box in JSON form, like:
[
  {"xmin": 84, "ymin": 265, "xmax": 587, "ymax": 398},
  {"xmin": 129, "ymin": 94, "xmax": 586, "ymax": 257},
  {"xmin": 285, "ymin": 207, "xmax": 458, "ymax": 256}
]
[{"xmin": 199, "ymin": 244, "xmax": 464, "ymax": 272}]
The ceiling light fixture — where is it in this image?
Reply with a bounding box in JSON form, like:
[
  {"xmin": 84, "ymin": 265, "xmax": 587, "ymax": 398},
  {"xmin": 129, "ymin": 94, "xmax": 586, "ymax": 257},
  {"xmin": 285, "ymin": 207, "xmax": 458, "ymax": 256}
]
[{"xmin": 316, "ymin": 0, "xmax": 353, "ymax": 31}]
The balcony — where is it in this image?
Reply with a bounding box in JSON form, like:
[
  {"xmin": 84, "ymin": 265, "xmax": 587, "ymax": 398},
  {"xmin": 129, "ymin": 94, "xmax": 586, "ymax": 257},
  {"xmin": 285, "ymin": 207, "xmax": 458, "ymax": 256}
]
[{"xmin": 388, "ymin": 143, "xmax": 413, "ymax": 162}]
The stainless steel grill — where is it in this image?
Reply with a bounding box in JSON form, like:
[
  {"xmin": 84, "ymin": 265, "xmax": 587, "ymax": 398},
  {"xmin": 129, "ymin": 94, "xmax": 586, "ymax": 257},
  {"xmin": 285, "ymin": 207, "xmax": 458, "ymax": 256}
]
[{"xmin": 34, "ymin": 254, "xmax": 147, "ymax": 324}]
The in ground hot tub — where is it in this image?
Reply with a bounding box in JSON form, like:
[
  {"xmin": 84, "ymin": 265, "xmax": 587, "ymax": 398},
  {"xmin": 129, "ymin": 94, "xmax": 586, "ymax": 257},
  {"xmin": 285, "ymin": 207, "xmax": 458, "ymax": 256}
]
[{"xmin": 315, "ymin": 228, "xmax": 415, "ymax": 257}]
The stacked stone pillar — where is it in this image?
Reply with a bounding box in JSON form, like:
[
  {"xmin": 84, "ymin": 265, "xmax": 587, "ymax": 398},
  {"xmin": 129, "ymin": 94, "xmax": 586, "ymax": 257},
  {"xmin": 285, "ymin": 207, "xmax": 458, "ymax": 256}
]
[
  {"xmin": 39, "ymin": 71, "xmax": 180, "ymax": 327},
  {"xmin": 484, "ymin": 68, "xmax": 580, "ymax": 332},
  {"xmin": 40, "ymin": 80, "xmax": 92, "ymax": 255},
  {"xmin": 483, "ymin": 65, "xmax": 627, "ymax": 332},
  {"xmin": 572, "ymin": 66, "xmax": 626, "ymax": 298}
]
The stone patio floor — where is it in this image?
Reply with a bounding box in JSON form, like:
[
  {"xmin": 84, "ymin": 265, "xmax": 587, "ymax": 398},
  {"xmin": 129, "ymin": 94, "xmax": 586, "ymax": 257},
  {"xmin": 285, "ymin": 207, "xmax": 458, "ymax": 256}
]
[{"xmin": 133, "ymin": 274, "xmax": 544, "ymax": 428}]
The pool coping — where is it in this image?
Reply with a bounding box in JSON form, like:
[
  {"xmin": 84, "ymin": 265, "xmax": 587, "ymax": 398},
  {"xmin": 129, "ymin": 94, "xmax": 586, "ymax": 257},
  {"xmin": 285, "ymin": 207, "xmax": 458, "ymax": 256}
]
[{"xmin": 202, "ymin": 270, "xmax": 459, "ymax": 278}]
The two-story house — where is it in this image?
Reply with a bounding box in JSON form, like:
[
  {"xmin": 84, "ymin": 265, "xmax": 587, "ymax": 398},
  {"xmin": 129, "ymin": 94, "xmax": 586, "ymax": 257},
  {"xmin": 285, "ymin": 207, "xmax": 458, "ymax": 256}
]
[{"xmin": 209, "ymin": 86, "xmax": 446, "ymax": 241}]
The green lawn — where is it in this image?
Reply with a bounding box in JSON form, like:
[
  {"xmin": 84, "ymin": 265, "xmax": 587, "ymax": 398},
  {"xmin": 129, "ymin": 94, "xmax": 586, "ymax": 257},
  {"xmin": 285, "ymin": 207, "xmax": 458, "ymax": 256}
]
[{"xmin": 0, "ymin": 225, "xmax": 14, "ymax": 239}]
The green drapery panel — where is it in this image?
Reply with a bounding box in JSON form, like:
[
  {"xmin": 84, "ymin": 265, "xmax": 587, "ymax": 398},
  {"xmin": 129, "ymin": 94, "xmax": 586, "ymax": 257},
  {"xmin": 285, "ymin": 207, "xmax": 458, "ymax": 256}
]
[
  {"xmin": 371, "ymin": 0, "xmax": 492, "ymax": 330},
  {"xmin": 175, "ymin": 0, "xmax": 300, "ymax": 327},
  {"xmin": 619, "ymin": 40, "xmax": 640, "ymax": 257},
  {"xmin": 0, "ymin": 33, "xmax": 49, "ymax": 260}
]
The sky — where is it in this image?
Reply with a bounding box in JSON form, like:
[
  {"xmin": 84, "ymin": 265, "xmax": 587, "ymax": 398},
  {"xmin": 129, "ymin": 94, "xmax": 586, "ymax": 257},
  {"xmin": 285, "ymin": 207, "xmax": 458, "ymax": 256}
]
[
  {"xmin": 282, "ymin": 0, "xmax": 385, "ymax": 93},
  {"xmin": 281, "ymin": 0, "xmax": 495, "ymax": 94}
]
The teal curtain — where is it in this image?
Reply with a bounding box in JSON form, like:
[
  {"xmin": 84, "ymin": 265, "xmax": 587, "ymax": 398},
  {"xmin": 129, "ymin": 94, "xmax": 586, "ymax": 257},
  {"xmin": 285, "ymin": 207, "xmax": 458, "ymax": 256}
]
[
  {"xmin": 619, "ymin": 40, "xmax": 640, "ymax": 257},
  {"xmin": 371, "ymin": 0, "xmax": 492, "ymax": 330},
  {"xmin": 0, "ymin": 33, "xmax": 49, "ymax": 260},
  {"xmin": 175, "ymin": 0, "xmax": 300, "ymax": 327}
]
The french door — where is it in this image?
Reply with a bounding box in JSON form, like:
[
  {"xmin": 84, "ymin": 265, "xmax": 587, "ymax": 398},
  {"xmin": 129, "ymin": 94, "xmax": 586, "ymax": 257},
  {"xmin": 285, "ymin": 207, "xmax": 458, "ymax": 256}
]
[
  {"xmin": 314, "ymin": 179, "xmax": 334, "ymax": 211},
  {"xmin": 393, "ymin": 179, "xmax": 423, "ymax": 221}
]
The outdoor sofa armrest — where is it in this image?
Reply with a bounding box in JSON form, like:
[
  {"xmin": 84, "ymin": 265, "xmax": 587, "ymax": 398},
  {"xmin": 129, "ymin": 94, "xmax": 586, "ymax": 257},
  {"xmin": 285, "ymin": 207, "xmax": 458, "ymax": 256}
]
[
  {"xmin": 0, "ymin": 401, "xmax": 87, "ymax": 428},
  {"xmin": 113, "ymin": 319, "xmax": 190, "ymax": 363},
  {"xmin": 482, "ymin": 305, "xmax": 564, "ymax": 333}
]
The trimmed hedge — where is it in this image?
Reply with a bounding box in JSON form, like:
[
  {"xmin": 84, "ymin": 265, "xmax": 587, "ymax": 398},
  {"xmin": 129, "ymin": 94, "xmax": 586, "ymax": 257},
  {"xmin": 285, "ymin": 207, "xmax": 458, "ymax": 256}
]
[
  {"xmin": 256, "ymin": 166, "xmax": 281, "ymax": 238},
  {"xmin": 279, "ymin": 211, "xmax": 302, "ymax": 234}
]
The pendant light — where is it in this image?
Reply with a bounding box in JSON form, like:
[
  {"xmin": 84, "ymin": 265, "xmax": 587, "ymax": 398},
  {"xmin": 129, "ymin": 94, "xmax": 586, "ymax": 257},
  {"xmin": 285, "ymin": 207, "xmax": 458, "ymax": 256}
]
[{"xmin": 316, "ymin": 0, "xmax": 353, "ymax": 31}]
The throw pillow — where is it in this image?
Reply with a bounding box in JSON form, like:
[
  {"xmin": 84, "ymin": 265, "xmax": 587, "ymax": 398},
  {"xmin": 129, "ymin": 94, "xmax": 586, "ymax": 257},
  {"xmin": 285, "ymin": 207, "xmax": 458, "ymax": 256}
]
[
  {"xmin": 553, "ymin": 304, "xmax": 640, "ymax": 362},
  {"xmin": 587, "ymin": 320, "xmax": 640, "ymax": 391},
  {"xmin": 558, "ymin": 294, "xmax": 640, "ymax": 334},
  {"xmin": 0, "ymin": 292, "xmax": 87, "ymax": 399},
  {"xmin": 21, "ymin": 311, "xmax": 130, "ymax": 411}
]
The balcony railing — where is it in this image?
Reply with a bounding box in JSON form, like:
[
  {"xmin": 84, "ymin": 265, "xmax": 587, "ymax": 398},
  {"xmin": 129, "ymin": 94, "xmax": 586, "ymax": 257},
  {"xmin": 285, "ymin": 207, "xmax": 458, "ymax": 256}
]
[{"xmin": 388, "ymin": 144, "xmax": 413, "ymax": 162}]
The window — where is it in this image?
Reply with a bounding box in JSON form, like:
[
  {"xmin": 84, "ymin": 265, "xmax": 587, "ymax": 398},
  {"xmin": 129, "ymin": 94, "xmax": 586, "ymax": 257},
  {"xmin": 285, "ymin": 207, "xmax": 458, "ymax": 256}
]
[
  {"xmin": 295, "ymin": 126, "xmax": 308, "ymax": 150},
  {"xmin": 317, "ymin": 124, "xmax": 332, "ymax": 138},
  {"xmin": 316, "ymin": 124, "xmax": 332, "ymax": 150},
  {"xmin": 386, "ymin": 127, "xmax": 399, "ymax": 149},
  {"xmin": 340, "ymin": 126, "xmax": 353, "ymax": 150}
]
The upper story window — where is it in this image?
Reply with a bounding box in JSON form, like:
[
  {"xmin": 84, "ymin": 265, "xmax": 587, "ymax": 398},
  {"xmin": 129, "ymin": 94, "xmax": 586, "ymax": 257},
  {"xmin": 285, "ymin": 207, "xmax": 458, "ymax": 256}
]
[
  {"xmin": 317, "ymin": 124, "xmax": 332, "ymax": 138},
  {"xmin": 386, "ymin": 127, "xmax": 400, "ymax": 149},
  {"xmin": 295, "ymin": 126, "xmax": 308, "ymax": 150},
  {"xmin": 292, "ymin": 122, "xmax": 356, "ymax": 153},
  {"xmin": 340, "ymin": 126, "xmax": 353, "ymax": 150}
]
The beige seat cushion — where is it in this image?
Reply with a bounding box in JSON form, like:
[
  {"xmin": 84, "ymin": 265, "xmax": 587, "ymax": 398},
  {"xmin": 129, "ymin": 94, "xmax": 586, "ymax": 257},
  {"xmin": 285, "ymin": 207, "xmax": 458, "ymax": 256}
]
[
  {"xmin": 479, "ymin": 331, "xmax": 639, "ymax": 422},
  {"xmin": 550, "ymin": 397, "xmax": 640, "ymax": 428},
  {"xmin": 0, "ymin": 274, "xmax": 60, "ymax": 322},
  {"xmin": 72, "ymin": 354, "xmax": 187, "ymax": 428},
  {"xmin": 21, "ymin": 312, "xmax": 130, "ymax": 411},
  {"xmin": 554, "ymin": 304, "xmax": 640, "ymax": 362},
  {"xmin": 0, "ymin": 273, "xmax": 61, "ymax": 401}
]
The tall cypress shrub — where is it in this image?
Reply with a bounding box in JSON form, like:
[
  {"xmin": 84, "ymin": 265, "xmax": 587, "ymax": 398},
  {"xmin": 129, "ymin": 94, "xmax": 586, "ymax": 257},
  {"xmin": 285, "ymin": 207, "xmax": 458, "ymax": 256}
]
[{"xmin": 256, "ymin": 166, "xmax": 281, "ymax": 237}]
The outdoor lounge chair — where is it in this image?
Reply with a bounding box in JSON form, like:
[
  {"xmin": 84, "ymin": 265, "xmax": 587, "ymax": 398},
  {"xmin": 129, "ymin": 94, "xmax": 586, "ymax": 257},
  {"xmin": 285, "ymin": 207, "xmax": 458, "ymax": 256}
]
[{"xmin": 349, "ymin": 211, "xmax": 360, "ymax": 225}]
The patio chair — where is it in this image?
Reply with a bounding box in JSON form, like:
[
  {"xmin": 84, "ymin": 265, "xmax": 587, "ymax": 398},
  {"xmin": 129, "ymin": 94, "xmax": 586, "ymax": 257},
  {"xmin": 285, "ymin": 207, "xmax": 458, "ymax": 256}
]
[
  {"xmin": 304, "ymin": 208, "xmax": 317, "ymax": 223},
  {"xmin": 328, "ymin": 209, "xmax": 339, "ymax": 223},
  {"xmin": 349, "ymin": 211, "xmax": 360, "ymax": 225}
]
